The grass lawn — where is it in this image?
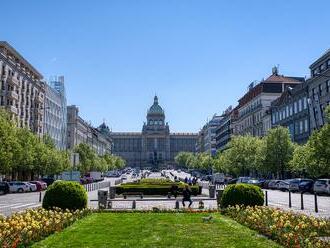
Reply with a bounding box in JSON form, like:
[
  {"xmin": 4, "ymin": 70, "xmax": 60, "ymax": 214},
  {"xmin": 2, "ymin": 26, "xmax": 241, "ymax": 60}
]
[{"xmin": 33, "ymin": 212, "xmax": 282, "ymax": 248}]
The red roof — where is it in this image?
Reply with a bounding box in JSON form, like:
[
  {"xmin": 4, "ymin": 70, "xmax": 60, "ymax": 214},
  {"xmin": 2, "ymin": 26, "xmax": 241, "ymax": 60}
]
[{"xmin": 264, "ymin": 74, "xmax": 302, "ymax": 83}]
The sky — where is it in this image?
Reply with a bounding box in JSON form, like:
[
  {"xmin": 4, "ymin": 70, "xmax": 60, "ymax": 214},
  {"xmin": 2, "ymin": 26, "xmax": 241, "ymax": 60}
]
[{"xmin": 1, "ymin": 0, "xmax": 330, "ymax": 132}]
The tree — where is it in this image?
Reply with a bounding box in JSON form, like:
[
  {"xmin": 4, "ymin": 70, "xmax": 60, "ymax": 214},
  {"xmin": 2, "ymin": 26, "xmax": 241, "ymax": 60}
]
[
  {"xmin": 305, "ymin": 124, "xmax": 330, "ymax": 177},
  {"xmin": 262, "ymin": 126, "xmax": 295, "ymax": 179},
  {"xmin": 290, "ymin": 144, "xmax": 316, "ymax": 177},
  {"xmin": 219, "ymin": 135, "xmax": 263, "ymax": 177},
  {"xmin": 0, "ymin": 109, "xmax": 19, "ymax": 175},
  {"xmin": 175, "ymin": 152, "xmax": 193, "ymax": 167},
  {"xmin": 325, "ymin": 105, "xmax": 330, "ymax": 124},
  {"xmin": 74, "ymin": 143, "xmax": 97, "ymax": 173}
]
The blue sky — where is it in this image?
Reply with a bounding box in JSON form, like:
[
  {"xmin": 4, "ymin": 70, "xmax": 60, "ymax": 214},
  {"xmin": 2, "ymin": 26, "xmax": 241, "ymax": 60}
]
[{"xmin": 2, "ymin": 0, "xmax": 330, "ymax": 132}]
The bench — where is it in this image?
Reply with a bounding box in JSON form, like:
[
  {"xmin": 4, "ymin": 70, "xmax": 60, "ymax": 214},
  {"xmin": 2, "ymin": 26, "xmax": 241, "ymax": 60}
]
[{"xmin": 123, "ymin": 192, "xmax": 143, "ymax": 199}]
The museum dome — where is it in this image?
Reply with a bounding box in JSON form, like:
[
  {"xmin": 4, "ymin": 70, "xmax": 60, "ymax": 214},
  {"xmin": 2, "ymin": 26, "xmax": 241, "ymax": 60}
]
[{"xmin": 148, "ymin": 96, "xmax": 164, "ymax": 115}]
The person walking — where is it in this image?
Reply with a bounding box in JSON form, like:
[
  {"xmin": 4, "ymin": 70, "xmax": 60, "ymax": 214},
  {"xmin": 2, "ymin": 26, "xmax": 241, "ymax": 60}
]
[{"xmin": 182, "ymin": 185, "xmax": 193, "ymax": 208}]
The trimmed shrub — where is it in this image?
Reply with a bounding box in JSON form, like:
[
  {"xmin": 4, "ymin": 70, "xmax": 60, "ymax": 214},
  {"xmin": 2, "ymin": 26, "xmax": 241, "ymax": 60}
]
[
  {"xmin": 42, "ymin": 181, "xmax": 88, "ymax": 210},
  {"xmin": 116, "ymin": 183, "xmax": 201, "ymax": 196},
  {"xmin": 220, "ymin": 184, "xmax": 264, "ymax": 208}
]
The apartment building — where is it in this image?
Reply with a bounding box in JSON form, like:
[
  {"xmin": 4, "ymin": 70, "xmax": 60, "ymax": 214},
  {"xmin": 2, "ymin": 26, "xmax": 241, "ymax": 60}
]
[
  {"xmin": 0, "ymin": 41, "xmax": 45, "ymax": 136},
  {"xmin": 270, "ymin": 82, "xmax": 310, "ymax": 143},
  {"xmin": 44, "ymin": 76, "xmax": 67, "ymax": 150},
  {"xmin": 215, "ymin": 106, "xmax": 239, "ymax": 151},
  {"xmin": 235, "ymin": 67, "xmax": 304, "ymax": 137},
  {"xmin": 307, "ymin": 49, "xmax": 330, "ymax": 131}
]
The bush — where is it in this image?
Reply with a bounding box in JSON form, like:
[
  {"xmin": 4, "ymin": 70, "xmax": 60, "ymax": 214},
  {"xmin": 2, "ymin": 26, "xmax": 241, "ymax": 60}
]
[
  {"xmin": 220, "ymin": 184, "xmax": 264, "ymax": 208},
  {"xmin": 42, "ymin": 181, "xmax": 88, "ymax": 210},
  {"xmin": 116, "ymin": 183, "xmax": 201, "ymax": 196}
]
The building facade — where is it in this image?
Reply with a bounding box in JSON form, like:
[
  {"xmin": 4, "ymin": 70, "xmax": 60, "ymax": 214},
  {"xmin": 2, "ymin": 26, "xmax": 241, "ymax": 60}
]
[
  {"xmin": 307, "ymin": 49, "xmax": 330, "ymax": 131},
  {"xmin": 108, "ymin": 96, "xmax": 198, "ymax": 168},
  {"xmin": 196, "ymin": 115, "xmax": 222, "ymax": 155},
  {"xmin": 67, "ymin": 105, "xmax": 112, "ymax": 156},
  {"xmin": 215, "ymin": 106, "xmax": 239, "ymax": 151},
  {"xmin": 0, "ymin": 41, "xmax": 45, "ymax": 136},
  {"xmin": 235, "ymin": 67, "xmax": 304, "ymax": 137},
  {"xmin": 44, "ymin": 76, "xmax": 67, "ymax": 149},
  {"xmin": 270, "ymin": 82, "xmax": 310, "ymax": 143}
]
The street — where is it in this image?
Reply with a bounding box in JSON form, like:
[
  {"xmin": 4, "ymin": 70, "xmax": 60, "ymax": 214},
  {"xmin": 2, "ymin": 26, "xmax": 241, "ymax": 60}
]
[
  {"xmin": 0, "ymin": 176, "xmax": 124, "ymax": 217},
  {"xmin": 1, "ymin": 170, "xmax": 329, "ymax": 218}
]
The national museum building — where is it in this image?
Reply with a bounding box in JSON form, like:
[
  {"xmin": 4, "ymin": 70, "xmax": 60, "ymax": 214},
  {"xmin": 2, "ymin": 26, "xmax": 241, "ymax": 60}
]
[{"xmin": 98, "ymin": 96, "xmax": 198, "ymax": 168}]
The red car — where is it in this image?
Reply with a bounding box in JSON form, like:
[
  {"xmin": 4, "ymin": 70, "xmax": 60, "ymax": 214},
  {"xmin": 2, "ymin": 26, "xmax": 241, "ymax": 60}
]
[{"xmin": 30, "ymin": 181, "xmax": 47, "ymax": 191}]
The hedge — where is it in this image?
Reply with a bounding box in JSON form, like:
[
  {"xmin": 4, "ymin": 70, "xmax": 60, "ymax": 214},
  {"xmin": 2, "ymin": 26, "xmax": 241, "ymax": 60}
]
[
  {"xmin": 220, "ymin": 184, "xmax": 264, "ymax": 208},
  {"xmin": 116, "ymin": 183, "xmax": 201, "ymax": 196}
]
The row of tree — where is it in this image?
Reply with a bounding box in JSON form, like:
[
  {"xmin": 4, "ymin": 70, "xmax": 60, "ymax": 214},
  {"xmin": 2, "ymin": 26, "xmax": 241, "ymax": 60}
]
[
  {"xmin": 73, "ymin": 143, "xmax": 125, "ymax": 174},
  {"xmin": 175, "ymin": 107, "xmax": 330, "ymax": 179},
  {"xmin": 0, "ymin": 109, "xmax": 125, "ymax": 180}
]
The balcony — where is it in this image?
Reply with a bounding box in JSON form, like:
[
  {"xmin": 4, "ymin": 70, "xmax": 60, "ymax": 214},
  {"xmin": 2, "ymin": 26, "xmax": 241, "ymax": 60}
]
[
  {"xmin": 7, "ymin": 75, "xmax": 20, "ymax": 87},
  {"xmin": 7, "ymin": 90, "xmax": 18, "ymax": 100},
  {"xmin": 6, "ymin": 105, "xmax": 18, "ymax": 115},
  {"xmin": 36, "ymin": 94, "xmax": 44, "ymax": 103}
]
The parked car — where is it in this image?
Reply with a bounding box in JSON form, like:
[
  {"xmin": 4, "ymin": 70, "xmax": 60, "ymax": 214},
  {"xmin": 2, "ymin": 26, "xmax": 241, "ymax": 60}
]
[
  {"xmin": 261, "ymin": 179, "xmax": 272, "ymax": 189},
  {"xmin": 8, "ymin": 182, "xmax": 30, "ymax": 193},
  {"xmin": 277, "ymin": 180, "xmax": 292, "ymax": 191},
  {"xmin": 121, "ymin": 175, "xmax": 127, "ymax": 180},
  {"xmin": 83, "ymin": 177, "xmax": 94, "ymax": 183},
  {"xmin": 247, "ymin": 179, "xmax": 262, "ymax": 187},
  {"xmin": 30, "ymin": 181, "xmax": 47, "ymax": 191},
  {"xmin": 227, "ymin": 178, "xmax": 238, "ymax": 184},
  {"xmin": 0, "ymin": 182, "xmax": 9, "ymax": 195},
  {"xmin": 236, "ymin": 177, "xmax": 251, "ymax": 184},
  {"xmin": 24, "ymin": 182, "xmax": 37, "ymax": 192},
  {"xmin": 299, "ymin": 180, "xmax": 314, "ymax": 193},
  {"xmin": 289, "ymin": 179, "xmax": 313, "ymax": 192},
  {"xmin": 41, "ymin": 177, "xmax": 54, "ymax": 186},
  {"xmin": 313, "ymin": 179, "xmax": 330, "ymax": 195},
  {"xmin": 201, "ymin": 175, "xmax": 212, "ymax": 181},
  {"xmin": 268, "ymin": 180, "xmax": 282, "ymax": 190}
]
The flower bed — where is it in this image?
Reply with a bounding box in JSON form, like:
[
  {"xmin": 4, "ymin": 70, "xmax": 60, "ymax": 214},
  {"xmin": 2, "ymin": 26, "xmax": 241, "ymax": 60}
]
[
  {"xmin": 0, "ymin": 207, "xmax": 91, "ymax": 248},
  {"xmin": 222, "ymin": 205, "xmax": 330, "ymax": 248}
]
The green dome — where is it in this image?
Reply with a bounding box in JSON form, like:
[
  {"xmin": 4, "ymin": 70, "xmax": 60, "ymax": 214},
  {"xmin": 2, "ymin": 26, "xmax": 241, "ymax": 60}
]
[{"xmin": 148, "ymin": 96, "xmax": 164, "ymax": 115}]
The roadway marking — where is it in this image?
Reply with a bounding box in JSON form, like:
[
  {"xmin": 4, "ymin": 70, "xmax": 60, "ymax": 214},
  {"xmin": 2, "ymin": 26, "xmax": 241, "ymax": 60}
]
[
  {"xmin": 0, "ymin": 203, "xmax": 24, "ymax": 209},
  {"xmin": 10, "ymin": 203, "xmax": 39, "ymax": 209}
]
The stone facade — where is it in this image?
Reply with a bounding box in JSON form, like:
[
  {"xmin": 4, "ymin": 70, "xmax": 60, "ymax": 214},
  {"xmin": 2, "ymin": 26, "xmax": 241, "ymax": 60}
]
[
  {"xmin": 0, "ymin": 41, "xmax": 45, "ymax": 136},
  {"xmin": 308, "ymin": 49, "xmax": 330, "ymax": 131},
  {"xmin": 67, "ymin": 105, "xmax": 112, "ymax": 156},
  {"xmin": 107, "ymin": 96, "xmax": 198, "ymax": 168},
  {"xmin": 270, "ymin": 82, "xmax": 310, "ymax": 144}
]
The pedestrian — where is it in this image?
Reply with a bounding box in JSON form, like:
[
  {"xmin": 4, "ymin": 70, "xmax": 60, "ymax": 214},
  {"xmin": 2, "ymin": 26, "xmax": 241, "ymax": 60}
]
[
  {"xmin": 184, "ymin": 177, "xmax": 188, "ymax": 183},
  {"xmin": 188, "ymin": 177, "xmax": 192, "ymax": 185},
  {"xmin": 171, "ymin": 183, "xmax": 179, "ymax": 198},
  {"xmin": 182, "ymin": 185, "xmax": 193, "ymax": 208}
]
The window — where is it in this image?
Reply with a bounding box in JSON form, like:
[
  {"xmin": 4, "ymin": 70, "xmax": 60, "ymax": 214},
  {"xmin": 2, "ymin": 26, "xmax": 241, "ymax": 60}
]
[
  {"xmin": 328, "ymin": 59, "xmax": 330, "ymax": 67},
  {"xmin": 320, "ymin": 63, "xmax": 326, "ymax": 71},
  {"xmin": 294, "ymin": 101, "xmax": 297, "ymax": 113},
  {"xmin": 298, "ymin": 99, "xmax": 302, "ymax": 112},
  {"xmin": 319, "ymin": 84, "xmax": 323, "ymax": 96},
  {"xmin": 327, "ymin": 80, "xmax": 330, "ymax": 93},
  {"xmin": 312, "ymin": 88, "xmax": 317, "ymax": 100},
  {"xmin": 300, "ymin": 121, "xmax": 303, "ymax": 134},
  {"xmin": 304, "ymin": 119, "xmax": 308, "ymax": 133},
  {"xmin": 289, "ymin": 105, "xmax": 293, "ymax": 116},
  {"xmin": 303, "ymin": 97, "xmax": 307, "ymax": 109}
]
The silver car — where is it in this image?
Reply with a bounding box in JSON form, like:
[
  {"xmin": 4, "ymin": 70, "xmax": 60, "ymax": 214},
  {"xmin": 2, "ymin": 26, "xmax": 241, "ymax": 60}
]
[
  {"xmin": 313, "ymin": 179, "xmax": 330, "ymax": 195},
  {"xmin": 8, "ymin": 182, "xmax": 30, "ymax": 193}
]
